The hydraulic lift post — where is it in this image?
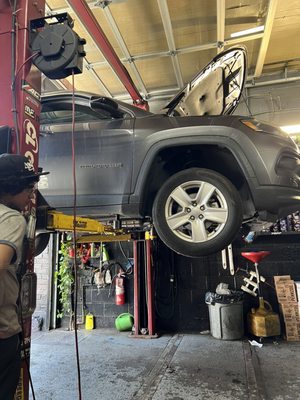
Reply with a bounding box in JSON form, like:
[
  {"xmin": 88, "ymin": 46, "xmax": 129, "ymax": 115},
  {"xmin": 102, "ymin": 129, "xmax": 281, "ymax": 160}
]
[{"xmin": 0, "ymin": 1, "xmax": 45, "ymax": 399}]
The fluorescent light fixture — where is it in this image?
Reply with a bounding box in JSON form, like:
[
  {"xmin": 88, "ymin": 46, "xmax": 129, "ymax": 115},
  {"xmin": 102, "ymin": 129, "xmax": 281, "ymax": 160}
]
[
  {"xmin": 230, "ymin": 25, "xmax": 264, "ymax": 38},
  {"xmin": 281, "ymin": 125, "xmax": 300, "ymax": 135}
]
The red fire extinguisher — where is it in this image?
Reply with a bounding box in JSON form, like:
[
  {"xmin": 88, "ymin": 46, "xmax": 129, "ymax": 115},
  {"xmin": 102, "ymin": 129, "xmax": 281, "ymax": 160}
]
[{"xmin": 115, "ymin": 273, "xmax": 125, "ymax": 305}]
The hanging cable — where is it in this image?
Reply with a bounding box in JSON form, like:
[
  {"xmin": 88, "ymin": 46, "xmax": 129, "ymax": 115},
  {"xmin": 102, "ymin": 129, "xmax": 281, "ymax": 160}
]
[
  {"xmin": 11, "ymin": 52, "xmax": 40, "ymax": 91},
  {"xmin": 19, "ymin": 304, "xmax": 36, "ymax": 400},
  {"xmin": 118, "ymin": 241, "xmax": 133, "ymax": 274},
  {"xmin": 10, "ymin": 3, "xmax": 39, "ymax": 153},
  {"xmin": 70, "ymin": 71, "xmax": 83, "ymax": 400},
  {"xmin": 11, "ymin": 0, "xmax": 19, "ymax": 153}
]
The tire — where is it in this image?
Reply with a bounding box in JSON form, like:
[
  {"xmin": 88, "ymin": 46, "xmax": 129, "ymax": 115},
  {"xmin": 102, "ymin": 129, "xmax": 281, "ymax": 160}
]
[
  {"xmin": 34, "ymin": 232, "xmax": 50, "ymax": 257},
  {"xmin": 152, "ymin": 168, "xmax": 243, "ymax": 257}
]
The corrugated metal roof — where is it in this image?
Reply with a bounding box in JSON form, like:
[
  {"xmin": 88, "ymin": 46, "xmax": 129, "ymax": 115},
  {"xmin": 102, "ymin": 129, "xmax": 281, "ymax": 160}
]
[{"xmin": 44, "ymin": 0, "xmax": 300, "ymax": 105}]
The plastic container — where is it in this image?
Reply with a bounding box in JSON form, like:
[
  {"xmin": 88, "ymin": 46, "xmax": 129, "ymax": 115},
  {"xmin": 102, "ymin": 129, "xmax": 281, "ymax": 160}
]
[
  {"xmin": 206, "ymin": 291, "xmax": 244, "ymax": 340},
  {"xmin": 247, "ymin": 297, "xmax": 281, "ymax": 337},
  {"xmin": 115, "ymin": 313, "xmax": 134, "ymax": 331},
  {"xmin": 208, "ymin": 301, "xmax": 244, "ymax": 340},
  {"xmin": 85, "ymin": 313, "xmax": 94, "ymax": 330}
]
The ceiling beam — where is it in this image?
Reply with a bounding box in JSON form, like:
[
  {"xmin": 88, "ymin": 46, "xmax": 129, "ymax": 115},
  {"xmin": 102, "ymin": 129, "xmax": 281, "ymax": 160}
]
[
  {"xmin": 102, "ymin": 6, "xmax": 149, "ymax": 97},
  {"xmin": 84, "ymin": 59, "xmax": 112, "ymax": 97},
  {"xmin": 66, "ymin": 0, "xmax": 146, "ymax": 106},
  {"xmin": 90, "ymin": 32, "xmax": 264, "ymax": 68},
  {"xmin": 116, "ymin": 71, "xmax": 300, "ymax": 102},
  {"xmin": 157, "ymin": 0, "xmax": 183, "ymax": 88},
  {"xmin": 254, "ymin": 0, "xmax": 278, "ymax": 78},
  {"xmin": 216, "ymin": 0, "xmax": 225, "ymax": 53},
  {"xmin": 46, "ymin": 2, "xmax": 264, "ymax": 64},
  {"xmin": 226, "ymin": 32, "xmax": 264, "ymax": 46}
]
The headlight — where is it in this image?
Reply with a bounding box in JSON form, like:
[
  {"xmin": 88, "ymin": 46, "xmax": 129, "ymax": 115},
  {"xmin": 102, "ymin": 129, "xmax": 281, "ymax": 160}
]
[
  {"xmin": 240, "ymin": 119, "xmax": 264, "ymax": 132},
  {"xmin": 240, "ymin": 119, "xmax": 288, "ymax": 137}
]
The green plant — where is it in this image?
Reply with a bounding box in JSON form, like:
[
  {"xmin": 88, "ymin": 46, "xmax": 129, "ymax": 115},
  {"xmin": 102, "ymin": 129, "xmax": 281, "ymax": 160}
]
[{"xmin": 55, "ymin": 239, "xmax": 74, "ymax": 321}]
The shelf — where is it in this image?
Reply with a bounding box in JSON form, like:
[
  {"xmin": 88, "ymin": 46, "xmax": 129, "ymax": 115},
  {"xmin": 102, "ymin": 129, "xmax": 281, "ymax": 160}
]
[{"xmin": 258, "ymin": 231, "xmax": 300, "ymax": 236}]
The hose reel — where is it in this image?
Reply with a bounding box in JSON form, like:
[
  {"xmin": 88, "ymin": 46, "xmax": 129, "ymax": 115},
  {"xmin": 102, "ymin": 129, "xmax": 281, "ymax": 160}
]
[{"xmin": 30, "ymin": 13, "xmax": 86, "ymax": 79}]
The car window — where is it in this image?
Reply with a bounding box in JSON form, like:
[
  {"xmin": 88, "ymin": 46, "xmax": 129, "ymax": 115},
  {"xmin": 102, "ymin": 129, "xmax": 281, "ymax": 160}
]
[{"xmin": 40, "ymin": 102, "xmax": 115, "ymax": 124}]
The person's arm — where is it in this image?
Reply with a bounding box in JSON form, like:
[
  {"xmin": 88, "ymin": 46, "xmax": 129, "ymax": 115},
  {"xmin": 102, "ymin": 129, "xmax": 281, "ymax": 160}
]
[
  {"xmin": 0, "ymin": 243, "xmax": 14, "ymax": 268},
  {"xmin": 0, "ymin": 210, "xmax": 26, "ymax": 269}
]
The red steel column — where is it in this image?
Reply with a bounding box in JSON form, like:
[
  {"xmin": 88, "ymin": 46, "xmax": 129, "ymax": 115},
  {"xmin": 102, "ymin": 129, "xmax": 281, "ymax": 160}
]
[{"xmin": 0, "ymin": 1, "xmax": 45, "ymax": 399}]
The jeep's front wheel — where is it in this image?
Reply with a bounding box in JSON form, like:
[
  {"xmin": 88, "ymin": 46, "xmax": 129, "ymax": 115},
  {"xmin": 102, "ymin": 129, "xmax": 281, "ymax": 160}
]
[{"xmin": 152, "ymin": 168, "xmax": 242, "ymax": 257}]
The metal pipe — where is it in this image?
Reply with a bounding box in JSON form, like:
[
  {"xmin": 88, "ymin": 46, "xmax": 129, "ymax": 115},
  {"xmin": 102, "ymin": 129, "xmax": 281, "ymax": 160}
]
[
  {"xmin": 254, "ymin": 263, "xmax": 261, "ymax": 298},
  {"xmin": 217, "ymin": 0, "xmax": 225, "ymax": 53},
  {"xmin": 146, "ymin": 239, "xmax": 154, "ymax": 336},
  {"xmin": 246, "ymin": 76, "xmax": 300, "ymax": 88},
  {"xmin": 157, "ymin": 0, "xmax": 183, "ymax": 88},
  {"xmin": 133, "ymin": 240, "xmax": 139, "ymax": 336},
  {"xmin": 254, "ymin": 0, "xmax": 278, "ymax": 77}
]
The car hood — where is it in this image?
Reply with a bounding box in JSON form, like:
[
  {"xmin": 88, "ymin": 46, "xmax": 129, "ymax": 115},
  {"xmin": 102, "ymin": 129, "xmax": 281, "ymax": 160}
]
[{"xmin": 163, "ymin": 46, "xmax": 247, "ymax": 117}]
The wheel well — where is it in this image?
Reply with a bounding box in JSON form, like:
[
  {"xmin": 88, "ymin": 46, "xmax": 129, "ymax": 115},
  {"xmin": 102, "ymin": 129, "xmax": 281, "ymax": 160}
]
[{"xmin": 141, "ymin": 144, "xmax": 253, "ymax": 215}]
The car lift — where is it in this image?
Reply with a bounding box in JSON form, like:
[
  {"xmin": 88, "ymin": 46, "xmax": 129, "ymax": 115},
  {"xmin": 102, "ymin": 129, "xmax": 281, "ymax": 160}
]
[
  {"xmin": 42, "ymin": 210, "xmax": 157, "ymax": 340},
  {"xmin": 0, "ymin": 1, "xmax": 153, "ymax": 398}
]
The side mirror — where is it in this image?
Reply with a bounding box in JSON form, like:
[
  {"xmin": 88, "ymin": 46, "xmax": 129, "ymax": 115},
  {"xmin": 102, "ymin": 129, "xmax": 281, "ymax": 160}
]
[{"xmin": 91, "ymin": 97, "xmax": 124, "ymax": 118}]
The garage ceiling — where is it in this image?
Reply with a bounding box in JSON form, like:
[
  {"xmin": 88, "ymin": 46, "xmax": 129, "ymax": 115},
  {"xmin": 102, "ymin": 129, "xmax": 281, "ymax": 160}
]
[{"xmin": 45, "ymin": 0, "xmax": 300, "ymax": 107}]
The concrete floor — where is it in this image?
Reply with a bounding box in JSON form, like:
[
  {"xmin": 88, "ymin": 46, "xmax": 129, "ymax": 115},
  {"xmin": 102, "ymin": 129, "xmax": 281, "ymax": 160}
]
[{"xmin": 29, "ymin": 329, "xmax": 300, "ymax": 400}]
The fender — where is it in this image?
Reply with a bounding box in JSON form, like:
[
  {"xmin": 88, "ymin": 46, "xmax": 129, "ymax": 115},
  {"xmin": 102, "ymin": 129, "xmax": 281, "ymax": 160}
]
[{"xmin": 130, "ymin": 125, "xmax": 260, "ymax": 204}]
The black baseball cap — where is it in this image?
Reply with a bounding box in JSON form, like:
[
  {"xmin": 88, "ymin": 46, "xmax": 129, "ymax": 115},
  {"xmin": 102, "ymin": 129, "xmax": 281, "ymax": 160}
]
[{"xmin": 0, "ymin": 153, "xmax": 49, "ymax": 181}]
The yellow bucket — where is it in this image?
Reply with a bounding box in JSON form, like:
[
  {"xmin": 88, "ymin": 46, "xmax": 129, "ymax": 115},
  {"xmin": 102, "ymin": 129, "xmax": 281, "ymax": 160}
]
[{"xmin": 85, "ymin": 313, "xmax": 94, "ymax": 330}]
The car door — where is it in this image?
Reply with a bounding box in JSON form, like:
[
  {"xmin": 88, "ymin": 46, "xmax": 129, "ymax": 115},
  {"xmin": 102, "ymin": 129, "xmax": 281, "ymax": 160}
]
[{"xmin": 39, "ymin": 97, "xmax": 134, "ymax": 212}]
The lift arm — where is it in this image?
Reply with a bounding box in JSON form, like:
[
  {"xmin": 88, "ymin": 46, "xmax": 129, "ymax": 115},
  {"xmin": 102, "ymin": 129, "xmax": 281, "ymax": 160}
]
[{"xmin": 41, "ymin": 209, "xmax": 132, "ymax": 242}]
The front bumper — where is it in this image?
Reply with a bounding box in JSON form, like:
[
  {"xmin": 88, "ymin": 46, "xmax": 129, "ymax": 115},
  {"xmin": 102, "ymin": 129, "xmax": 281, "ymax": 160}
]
[{"xmin": 252, "ymin": 185, "xmax": 300, "ymax": 219}]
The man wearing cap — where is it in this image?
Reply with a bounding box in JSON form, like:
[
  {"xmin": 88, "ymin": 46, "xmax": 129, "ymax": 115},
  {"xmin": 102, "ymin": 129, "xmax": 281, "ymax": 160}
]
[{"xmin": 0, "ymin": 153, "xmax": 48, "ymax": 400}]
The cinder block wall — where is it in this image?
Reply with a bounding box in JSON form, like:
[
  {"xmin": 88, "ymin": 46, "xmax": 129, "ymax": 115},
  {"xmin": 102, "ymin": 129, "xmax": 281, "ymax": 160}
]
[
  {"xmin": 34, "ymin": 234, "xmax": 300, "ymax": 333},
  {"xmin": 154, "ymin": 234, "xmax": 300, "ymax": 333},
  {"xmin": 77, "ymin": 276, "xmax": 134, "ymax": 329},
  {"xmin": 74, "ymin": 241, "xmax": 135, "ymax": 329}
]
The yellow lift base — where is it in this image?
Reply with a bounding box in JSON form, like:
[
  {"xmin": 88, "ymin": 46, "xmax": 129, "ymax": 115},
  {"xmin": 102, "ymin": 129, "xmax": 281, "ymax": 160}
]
[{"xmin": 46, "ymin": 210, "xmax": 132, "ymax": 243}]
